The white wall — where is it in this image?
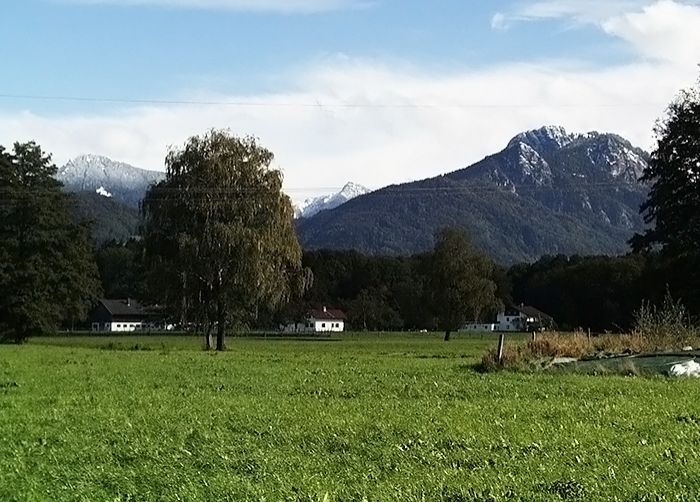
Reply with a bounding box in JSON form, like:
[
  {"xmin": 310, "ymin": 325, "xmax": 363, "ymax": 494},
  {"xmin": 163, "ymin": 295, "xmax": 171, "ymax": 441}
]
[
  {"xmin": 461, "ymin": 323, "xmax": 497, "ymax": 332},
  {"xmin": 281, "ymin": 319, "xmax": 345, "ymax": 333},
  {"xmin": 91, "ymin": 322, "xmax": 148, "ymax": 332},
  {"xmin": 496, "ymin": 313, "xmax": 526, "ymax": 332},
  {"xmin": 314, "ymin": 319, "xmax": 344, "ymax": 333}
]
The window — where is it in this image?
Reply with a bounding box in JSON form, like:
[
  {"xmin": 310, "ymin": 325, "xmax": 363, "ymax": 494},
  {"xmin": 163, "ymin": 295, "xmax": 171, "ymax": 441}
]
[{"xmin": 322, "ymin": 323, "xmax": 326, "ymax": 328}]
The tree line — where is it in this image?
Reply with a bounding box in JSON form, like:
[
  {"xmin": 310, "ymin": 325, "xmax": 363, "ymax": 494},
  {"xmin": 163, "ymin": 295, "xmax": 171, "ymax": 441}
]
[{"xmin": 93, "ymin": 240, "xmax": 689, "ymax": 333}]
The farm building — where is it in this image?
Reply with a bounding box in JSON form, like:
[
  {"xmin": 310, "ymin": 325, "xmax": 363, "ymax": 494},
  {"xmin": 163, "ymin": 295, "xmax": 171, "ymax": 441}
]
[
  {"xmin": 282, "ymin": 306, "xmax": 347, "ymax": 333},
  {"xmin": 462, "ymin": 304, "xmax": 555, "ymax": 332},
  {"xmin": 90, "ymin": 299, "xmax": 154, "ymax": 332}
]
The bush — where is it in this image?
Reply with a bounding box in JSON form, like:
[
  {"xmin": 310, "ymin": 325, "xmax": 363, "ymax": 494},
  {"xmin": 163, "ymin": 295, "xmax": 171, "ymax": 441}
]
[
  {"xmin": 480, "ymin": 328, "xmax": 700, "ymax": 372},
  {"xmin": 633, "ymin": 290, "xmax": 697, "ymax": 344}
]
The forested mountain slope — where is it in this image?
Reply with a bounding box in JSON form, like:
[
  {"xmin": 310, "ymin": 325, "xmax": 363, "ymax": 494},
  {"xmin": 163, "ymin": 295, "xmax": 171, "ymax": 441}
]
[{"xmin": 297, "ymin": 126, "xmax": 649, "ymax": 263}]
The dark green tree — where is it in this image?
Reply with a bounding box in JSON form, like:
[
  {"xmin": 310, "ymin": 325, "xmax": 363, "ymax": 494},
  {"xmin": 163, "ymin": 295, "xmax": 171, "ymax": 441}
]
[
  {"xmin": 631, "ymin": 77, "xmax": 700, "ymax": 314},
  {"xmin": 142, "ymin": 130, "xmax": 309, "ymax": 350},
  {"xmin": 96, "ymin": 239, "xmax": 148, "ymax": 300},
  {"xmin": 632, "ymin": 78, "xmax": 700, "ymax": 254},
  {"xmin": 428, "ymin": 228, "xmax": 499, "ymax": 341},
  {"xmin": 0, "ymin": 142, "xmax": 101, "ymax": 342}
]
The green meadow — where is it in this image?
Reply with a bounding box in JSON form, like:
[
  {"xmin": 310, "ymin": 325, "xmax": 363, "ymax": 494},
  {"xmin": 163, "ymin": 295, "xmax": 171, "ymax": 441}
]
[{"xmin": 1, "ymin": 334, "xmax": 699, "ymax": 501}]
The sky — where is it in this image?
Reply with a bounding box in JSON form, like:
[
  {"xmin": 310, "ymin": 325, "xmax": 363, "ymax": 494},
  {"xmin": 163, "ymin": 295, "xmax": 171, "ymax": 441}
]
[{"xmin": 2, "ymin": 0, "xmax": 700, "ymax": 202}]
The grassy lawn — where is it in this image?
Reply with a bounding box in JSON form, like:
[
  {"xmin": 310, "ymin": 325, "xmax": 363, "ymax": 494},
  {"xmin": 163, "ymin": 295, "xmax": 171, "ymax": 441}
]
[{"xmin": 1, "ymin": 333, "xmax": 700, "ymax": 501}]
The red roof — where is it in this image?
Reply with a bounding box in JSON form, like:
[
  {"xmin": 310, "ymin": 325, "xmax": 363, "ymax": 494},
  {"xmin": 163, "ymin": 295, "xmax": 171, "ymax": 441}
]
[{"xmin": 308, "ymin": 307, "xmax": 347, "ymax": 320}]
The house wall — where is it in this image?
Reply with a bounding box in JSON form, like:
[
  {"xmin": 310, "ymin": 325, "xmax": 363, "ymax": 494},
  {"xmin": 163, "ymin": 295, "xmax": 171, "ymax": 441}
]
[
  {"xmin": 461, "ymin": 323, "xmax": 497, "ymax": 332},
  {"xmin": 92, "ymin": 321, "xmax": 150, "ymax": 332},
  {"xmin": 281, "ymin": 320, "xmax": 345, "ymax": 333},
  {"xmin": 496, "ymin": 312, "xmax": 526, "ymax": 332},
  {"xmin": 314, "ymin": 319, "xmax": 344, "ymax": 333}
]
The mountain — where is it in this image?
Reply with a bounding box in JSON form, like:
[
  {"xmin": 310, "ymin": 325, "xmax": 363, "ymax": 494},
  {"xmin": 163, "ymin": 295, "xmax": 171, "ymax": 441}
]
[
  {"xmin": 56, "ymin": 154, "xmax": 164, "ymax": 207},
  {"xmin": 294, "ymin": 182, "xmax": 371, "ymax": 219},
  {"xmin": 296, "ymin": 126, "xmax": 650, "ymax": 264},
  {"xmin": 70, "ymin": 191, "xmax": 140, "ymax": 245}
]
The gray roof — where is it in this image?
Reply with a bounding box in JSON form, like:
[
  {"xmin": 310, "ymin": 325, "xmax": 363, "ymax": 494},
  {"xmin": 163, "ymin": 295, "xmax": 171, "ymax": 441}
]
[
  {"xmin": 515, "ymin": 304, "xmax": 554, "ymax": 322},
  {"xmin": 100, "ymin": 299, "xmax": 148, "ymax": 317}
]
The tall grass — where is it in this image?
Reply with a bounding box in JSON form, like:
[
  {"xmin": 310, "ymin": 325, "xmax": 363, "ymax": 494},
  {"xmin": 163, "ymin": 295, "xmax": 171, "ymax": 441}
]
[{"xmin": 482, "ymin": 293, "xmax": 700, "ymax": 372}]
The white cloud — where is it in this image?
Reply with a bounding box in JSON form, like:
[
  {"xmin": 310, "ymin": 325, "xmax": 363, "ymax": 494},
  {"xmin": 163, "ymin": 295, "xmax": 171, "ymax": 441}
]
[
  {"xmin": 492, "ymin": 0, "xmax": 699, "ymax": 28},
  {"xmin": 494, "ymin": 1, "xmax": 700, "ymax": 66},
  {"xmin": 3, "ymin": 1, "xmax": 700, "ymax": 203},
  {"xmin": 3, "ymin": 58, "xmax": 696, "ymax": 203},
  {"xmin": 602, "ymin": 1, "xmax": 700, "ymax": 65},
  {"xmin": 58, "ymin": 0, "xmax": 370, "ymax": 13}
]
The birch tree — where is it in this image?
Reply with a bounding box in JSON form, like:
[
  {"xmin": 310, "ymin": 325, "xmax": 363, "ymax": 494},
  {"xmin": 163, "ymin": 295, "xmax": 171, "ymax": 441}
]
[{"xmin": 143, "ymin": 130, "xmax": 308, "ymax": 350}]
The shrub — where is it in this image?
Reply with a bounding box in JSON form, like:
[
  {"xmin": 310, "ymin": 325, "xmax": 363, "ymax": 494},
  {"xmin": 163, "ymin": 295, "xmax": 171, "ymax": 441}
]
[{"xmin": 633, "ymin": 291, "xmax": 697, "ymax": 346}]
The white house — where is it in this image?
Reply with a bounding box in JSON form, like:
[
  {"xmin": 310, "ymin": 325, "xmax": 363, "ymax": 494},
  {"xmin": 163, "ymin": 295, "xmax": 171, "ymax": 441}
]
[
  {"xmin": 282, "ymin": 306, "xmax": 347, "ymax": 333},
  {"xmin": 462, "ymin": 304, "xmax": 554, "ymax": 333}
]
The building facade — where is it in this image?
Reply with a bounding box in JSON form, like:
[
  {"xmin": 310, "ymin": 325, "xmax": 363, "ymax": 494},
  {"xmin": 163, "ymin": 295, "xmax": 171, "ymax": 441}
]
[{"xmin": 90, "ymin": 299, "xmax": 153, "ymax": 332}]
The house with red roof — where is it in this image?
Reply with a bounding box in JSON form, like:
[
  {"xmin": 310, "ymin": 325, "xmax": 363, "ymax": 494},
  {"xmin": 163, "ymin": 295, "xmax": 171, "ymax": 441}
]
[
  {"xmin": 306, "ymin": 306, "xmax": 347, "ymax": 333},
  {"xmin": 282, "ymin": 306, "xmax": 347, "ymax": 333}
]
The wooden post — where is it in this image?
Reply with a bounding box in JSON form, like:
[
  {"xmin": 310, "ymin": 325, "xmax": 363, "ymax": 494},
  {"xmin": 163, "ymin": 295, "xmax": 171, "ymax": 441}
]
[
  {"xmin": 497, "ymin": 333, "xmax": 505, "ymax": 363},
  {"xmin": 531, "ymin": 331, "xmax": 537, "ymax": 342},
  {"xmin": 587, "ymin": 328, "xmax": 591, "ymax": 342}
]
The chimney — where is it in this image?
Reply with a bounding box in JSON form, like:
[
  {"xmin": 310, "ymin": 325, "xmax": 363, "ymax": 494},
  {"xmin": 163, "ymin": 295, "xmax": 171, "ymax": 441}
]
[
  {"xmin": 127, "ymin": 298, "xmax": 131, "ymax": 307},
  {"xmin": 323, "ymin": 306, "xmax": 327, "ymax": 313}
]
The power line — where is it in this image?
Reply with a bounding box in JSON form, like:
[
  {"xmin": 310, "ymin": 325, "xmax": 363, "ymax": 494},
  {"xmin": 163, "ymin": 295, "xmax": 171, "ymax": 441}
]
[
  {"xmin": 0, "ymin": 181, "xmax": 646, "ymax": 203},
  {"xmin": 0, "ymin": 92, "xmax": 668, "ymax": 109}
]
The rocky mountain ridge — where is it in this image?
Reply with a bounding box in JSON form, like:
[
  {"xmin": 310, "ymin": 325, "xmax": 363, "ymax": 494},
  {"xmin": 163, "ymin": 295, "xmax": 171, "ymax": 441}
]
[{"xmin": 296, "ymin": 126, "xmax": 650, "ymax": 263}]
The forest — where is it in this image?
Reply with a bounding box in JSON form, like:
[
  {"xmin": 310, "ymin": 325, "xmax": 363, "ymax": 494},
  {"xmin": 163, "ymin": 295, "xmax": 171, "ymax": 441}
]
[{"xmin": 93, "ymin": 241, "xmax": 689, "ymax": 333}]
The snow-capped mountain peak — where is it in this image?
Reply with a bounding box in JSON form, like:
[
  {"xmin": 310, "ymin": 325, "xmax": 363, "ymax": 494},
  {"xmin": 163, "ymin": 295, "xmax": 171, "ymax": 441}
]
[
  {"xmin": 507, "ymin": 125, "xmax": 576, "ymax": 152},
  {"xmin": 294, "ymin": 182, "xmax": 371, "ymax": 219},
  {"xmin": 56, "ymin": 155, "xmax": 164, "ymax": 207},
  {"xmin": 337, "ymin": 182, "xmax": 370, "ymax": 200}
]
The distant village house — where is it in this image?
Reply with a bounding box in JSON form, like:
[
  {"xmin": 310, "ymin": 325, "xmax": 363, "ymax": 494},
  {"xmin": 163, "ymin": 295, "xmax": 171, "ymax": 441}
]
[
  {"xmin": 462, "ymin": 304, "xmax": 555, "ymax": 333},
  {"xmin": 282, "ymin": 306, "xmax": 347, "ymax": 333},
  {"xmin": 90, "ymin": 299, "xmax": 155, "ymax": 332}
]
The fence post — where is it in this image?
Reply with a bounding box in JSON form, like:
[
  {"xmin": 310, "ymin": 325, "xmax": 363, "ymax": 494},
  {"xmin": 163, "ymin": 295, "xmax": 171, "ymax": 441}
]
[
  {"xmin": 532, "ymin": 331, "xmax": 537, "ymax": 342},
  {"xmin": 497, "ymin": 333, "xmax": 505, "ymax": 363}
]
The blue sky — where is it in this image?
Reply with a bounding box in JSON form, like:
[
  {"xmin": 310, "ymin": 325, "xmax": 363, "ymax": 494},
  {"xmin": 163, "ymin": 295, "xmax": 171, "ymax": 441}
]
[
  {"xmin": 2, "ymin": 0, "xmax": 617, "ymax": 106},
  {"xmin": 2, "ymin": 0, "xmax": 700, "ymax": 200}
]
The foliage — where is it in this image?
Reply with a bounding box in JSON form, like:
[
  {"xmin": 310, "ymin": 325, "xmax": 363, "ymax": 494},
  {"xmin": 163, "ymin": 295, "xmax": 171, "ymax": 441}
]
[
  {"xmin": 0, "ymin": 142, "xmax": 101, "ymax": 342},
  {"xmin": 2, "ymin": 334, "xmax": 700, "ymax": 500},
  {"xmin": 298, "ymin": 250, "xmax": 432, "ymax": 331},
  {"xmin": 428, "ymin": 228, "xmax": 500, "ymax": 338},
  {"xmin": 631, "ymin": 78, "xmax": 700, "ymax": 320},
  {"xmin": 142, "ymin": 130, "xmax": 308, "ymax": 350},
  {"xmin": 508, "ymin": 254, "xmax": 649, "ymax": 331},
  {"xmin": 70, "ymin": 191, "xmax": 140, "ymax": 245},
  {"xmin": 632, "ymin": 77, "xmax": 700, "ymax": 254},
  {"xmin": 95, "ymin": 239, "xmax": 148, "ymax": 300},
  {"xmin": 633, "ymin": 290, "xmax": 697, "ymax": 343},
  {"xmin": 481, "ymin": 329, "xmax": 700, "ymax": 373}
]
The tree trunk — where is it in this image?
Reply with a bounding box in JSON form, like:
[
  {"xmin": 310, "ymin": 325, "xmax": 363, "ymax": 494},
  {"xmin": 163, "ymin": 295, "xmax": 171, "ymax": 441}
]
[
  {"xmin": 444, "ymin": 330, "xmax": 451, "ymax": 342},
  {"xmin": 216, "ymin": 300, "xmax": 225, "ymax": 351},
  {"xmin": 204, "ymin": 324, "xmax": 212, "ymax": 351}
]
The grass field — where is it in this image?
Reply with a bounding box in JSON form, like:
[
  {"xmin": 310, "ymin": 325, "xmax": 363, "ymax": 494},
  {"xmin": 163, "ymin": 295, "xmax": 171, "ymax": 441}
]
[{"xmin": 2, "ymin": 333, "xmax": 700, "ymax": 501}]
